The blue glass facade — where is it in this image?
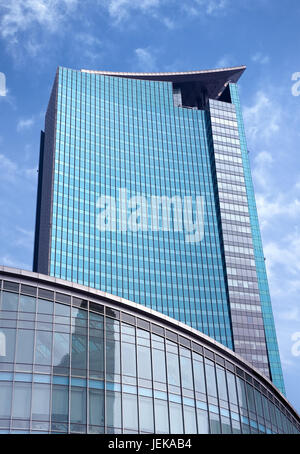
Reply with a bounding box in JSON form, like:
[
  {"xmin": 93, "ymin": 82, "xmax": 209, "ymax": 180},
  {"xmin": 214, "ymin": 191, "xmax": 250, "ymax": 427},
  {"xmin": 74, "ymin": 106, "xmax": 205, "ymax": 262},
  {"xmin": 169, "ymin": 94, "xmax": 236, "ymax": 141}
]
[{"xmin": 33, "ymin": 66, "xmax": 284, "ymax": 394}]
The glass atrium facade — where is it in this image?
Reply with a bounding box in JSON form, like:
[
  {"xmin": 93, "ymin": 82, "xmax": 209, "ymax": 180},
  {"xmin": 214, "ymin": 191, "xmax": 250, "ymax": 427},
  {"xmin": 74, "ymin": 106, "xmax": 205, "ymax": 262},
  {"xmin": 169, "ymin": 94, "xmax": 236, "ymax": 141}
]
[
  {"xmin": 0, "ymin": 268, "xmax": 298, "ymax": 434},
  {"xmin": 33, "ymin": 66, "xmax": 284, "ymax": 394}
]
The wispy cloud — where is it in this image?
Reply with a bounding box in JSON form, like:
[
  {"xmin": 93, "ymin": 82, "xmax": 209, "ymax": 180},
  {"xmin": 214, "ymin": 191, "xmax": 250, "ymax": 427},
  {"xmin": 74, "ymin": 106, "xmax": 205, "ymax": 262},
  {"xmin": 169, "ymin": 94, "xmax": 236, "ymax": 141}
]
[
  {"xmin": 0, "ymin": 0, "xmax": 79, "ymax": 58},
  {"xmin": 104, "ymin": 0, "xmax": 160, "ymax": 23},
  {"xmin": 134, "ymin": 47, "xmax": 157, "ymax": 72},
  {"xmin": 17, "ymin": 117, "xmax": 35, "ymax": 132},
  {"xmin": 0, "ymin": 153, "xmax": 37, "ymax": 183},
  {"xmin": 251, "ymin": 52, "xmax": 270, "ymax": 65},
  {"xmin": 243, "ymin": 90, "xmax": 283, "ymax": 145}
]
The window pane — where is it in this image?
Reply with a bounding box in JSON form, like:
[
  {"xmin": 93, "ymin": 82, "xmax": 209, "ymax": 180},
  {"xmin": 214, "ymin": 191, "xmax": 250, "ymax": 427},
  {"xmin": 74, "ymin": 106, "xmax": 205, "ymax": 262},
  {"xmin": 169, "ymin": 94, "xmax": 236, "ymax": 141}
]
[
  {"xmin": 137, "ymin": 345, "xmax": 152, "ymax": 380},
  {"xmin": 139, "ymin": 396, "xmax": 154, "ymax": 432},
  {"xmin": 12, "ymin": 382, "xmax": 31, "ymax": 418},
  {"xmin": 154, "ymin": 399, "xmax": 169, "ymax": 433},
  {"xmin": 71, "ymin": 387, "xmax": 86, "ymax": 424},
  {"xmin": 167, "ymin": 352, "xmax": 180, "ymax": 386},
  {"xmin": 2, "ymin": 292, "xmax": 18, "ymax": 311},
  {"xmin": 210, "ymin": 412, "xmax": 221, "ymax": 434},
  {"xmin": 205, "ymin": 361, "xmax": 217, "ymax": 397},
  {"xmin": 123, "ymin": 394, "xmax": 138, "ymax": 431},
  {"xmin": 216, "ymin": 367, "xmax": 228, "ymax": 401},
  {"xmin": 180, "ymin": 353, "xmax": 193, "ymax": 390},
  {"xmin": 20, "ymin": 295, "xmax": 36, "ymax": 313},
  {"xmin": 89, "ymin": 389, "xmax": 104, "ymax": 427},
  {"xmin": 52, "ymin": 385, "xmax": 69, "ymax": 422},
  {"xmin": 32, "ymin": 383, "xmax": 50, "ymax": 421},
  {"xmin": 197, "ymin": 409, "xmax": 209, "ymax": 434},
  {"xmin": 169, "ymin": 402, "xmax": 183, "ymax": 434},
  {"xmin": 35, "ymin": 331, "xmax": 52, "ymax": 365},
  {"xmin": 106, "ymin": 340, "xmax": 120, "ymax": 378},
  {"xmin": 122, "ymin": 343, "xmax": 136, "ymax": 377},
  {"xmin": 0, "ymin": 328, "xmax": 15, "ymax": 362},
  {"xmin": 193, "ymin": 358, "xmax": 206, "ymax": 394},
  {"xmin": 184, "ymin": 406, "xmax": 197, "ymax": 434},
  {"xmin": 152, "ymin": 348, "xmax": 166, "ymax": 383},
  {"xmin": 0, "ymin": 382, "xmax": 12, "ymax": 418},
  {"xmin": 106, "ymin": 391, "xmax": 121, "ymax": 429},
  {"xmin": 16, "ymin": 329, "xmax": 34, "ymax": 364},
  {"xmin": 37, "ymin": 298, "xmax": 53, "ymax": 314},
  {"xmin": 53, "ymin": 332, "xmax": 70, "ymax": 374},
  {"xmin": 226, "ymin": 371, "xmax": 238, "ymax": 405}
]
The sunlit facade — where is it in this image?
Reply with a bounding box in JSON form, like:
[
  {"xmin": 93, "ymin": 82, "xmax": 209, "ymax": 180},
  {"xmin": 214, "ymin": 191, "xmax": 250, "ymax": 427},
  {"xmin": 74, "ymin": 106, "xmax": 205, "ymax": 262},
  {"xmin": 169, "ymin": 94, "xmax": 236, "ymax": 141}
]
[{"xmin": 33, "ymin": 66, "xmax": 284, "ymax": 395}]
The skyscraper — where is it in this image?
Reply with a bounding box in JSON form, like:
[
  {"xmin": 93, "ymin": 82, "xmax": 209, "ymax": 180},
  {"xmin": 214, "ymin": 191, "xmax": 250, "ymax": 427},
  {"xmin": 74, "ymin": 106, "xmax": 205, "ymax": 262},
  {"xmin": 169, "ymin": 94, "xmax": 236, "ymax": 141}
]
[{"xmin": 33, "ymin": 65, "xmax": 284, "ymax": 395}]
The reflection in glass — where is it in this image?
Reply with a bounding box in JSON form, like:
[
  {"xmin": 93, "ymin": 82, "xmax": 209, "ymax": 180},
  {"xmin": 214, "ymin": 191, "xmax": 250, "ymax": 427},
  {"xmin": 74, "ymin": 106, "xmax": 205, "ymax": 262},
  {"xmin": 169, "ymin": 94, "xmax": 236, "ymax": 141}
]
[
  {"xmin": 0, "ymin": 328, "xmax": 15, "ymax": 362},
  {"xmin": 16, "ymin": 329, "xmax": 34, "ymax": 364},
  {"xmin": 89, "ymin": 389, "xmax": 104, "ymax": 427},
  {"xmin": 12, "ymin": 382, "xmax": 31, "ymax": 418},
  {"xmin": 35, "ymin": 331, "xmax": 52, "ymax": 365},
  {"xmin": 51, "ymin": 385, "xmax": 69, "ymax": 422},
  {"xmin": 2, "ymin": 292, "xmax": 18, "ymax": 311},
  {"xmin": 71, "ymin": 387, "xmax": 86, "ymax": 424},
  {"xmin": 31, "ymin": 383, "xmax": 50, "ymax": 421},
  {"xmin": 53, "ymin": 332, "xmax": 70, "ymax": 374},
  {"xmin": 20, "ymin": 295, "xmax": 36, "ymax": 313},
  {"xmin": 106, "ymin": 391, "xmax": 121, "ymax": 429}
]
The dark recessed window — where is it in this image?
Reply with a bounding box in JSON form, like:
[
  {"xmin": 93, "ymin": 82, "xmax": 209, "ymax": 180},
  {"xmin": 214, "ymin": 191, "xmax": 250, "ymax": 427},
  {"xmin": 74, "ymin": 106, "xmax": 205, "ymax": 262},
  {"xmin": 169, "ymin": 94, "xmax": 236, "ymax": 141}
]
[
  {"xmin": 192, "ymin": 342, "xmax": 203, "ymax": 354},
  {"xmin": 56, "ymin": 292, "xmax": 71, "ymax": 304},
  {"xmin": 21, "ymin": 284, "xmax": 37, "ymax": 296},
  {"xmin": 151, "ymin": 324, "xmax": 164, "ymax": 336},
  {"xmin": 121, "ymin": 312, "xmax": 135, "ymax": 325},
  {"xmin": 89, "ymin": 301, "xmax": 104, "ymax": 314},
  {"xmin": 3, "ymin": 281, "xmax": 19, "ymax": 292},
  {"xmin": 137, "ymin": 318, "xmax": 150, "ymax": 331},
  {"xmin": 178, "ymin": 336, "xmax": 190, "ymax": 348},
  {"xmin": 204, "ymin": 348, "xmax": 214, "ymax": 360},
  {"xmin": 73, "ymin": 297, "xmax": 88, "ymax": 310},
  {"xmin": 38, "ymin": 288, "xmax": 54, "ymax": 300},
  {"xmin": 166, "ymin": 330, "xmax": 177, "ymax": 342},
  {"xmin": 105, "ymin": 307, "xmax": 120, "ymax": 319}
]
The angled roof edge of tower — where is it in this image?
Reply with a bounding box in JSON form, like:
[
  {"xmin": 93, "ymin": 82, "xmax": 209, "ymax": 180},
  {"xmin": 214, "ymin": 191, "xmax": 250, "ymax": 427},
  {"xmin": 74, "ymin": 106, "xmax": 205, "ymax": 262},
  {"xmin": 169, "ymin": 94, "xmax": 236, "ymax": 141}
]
[
  {"xmin": 80, "ymin": 65, "xmax": 246, "ymax": 81},
  {"xmin": 79, "ymin": 65, "xmax": 246, "ymax": 101}
]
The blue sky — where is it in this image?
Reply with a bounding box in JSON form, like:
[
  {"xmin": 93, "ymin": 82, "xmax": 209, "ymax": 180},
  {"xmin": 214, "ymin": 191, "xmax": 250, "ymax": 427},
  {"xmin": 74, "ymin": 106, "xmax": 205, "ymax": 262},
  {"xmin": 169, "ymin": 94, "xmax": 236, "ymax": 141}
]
[{"xmin": 0, "ymin": 0, "xmax": 300, "ymax": 412}]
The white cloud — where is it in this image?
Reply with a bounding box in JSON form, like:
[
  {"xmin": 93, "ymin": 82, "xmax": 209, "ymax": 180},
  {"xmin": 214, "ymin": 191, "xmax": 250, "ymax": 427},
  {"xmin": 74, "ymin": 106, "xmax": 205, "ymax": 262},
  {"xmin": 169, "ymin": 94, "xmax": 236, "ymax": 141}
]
[
  {"xmin": 17, "ymin": 117, "xmax": 35, "ymax": 132},
  {"xmin": 198, "ymin": 0, "xmax": 228, "ymax": 15},
  {"xmin": 251, "ymin": 52, "xmax": 270, "ymax": 65},
  {"xmin": 135, "ymin": 48, "xmax": 157, "ymax": 72},
  {"xmin": 0, "ymin": 0, "xmax": 79, "ymax": 57},
  {"xmin": 104, "ymin": 0, "xmax": 160, "ymax": 23},
  {"xmin": 243, "ymin": 91, "xmax": 282, "ymax": 145},
  {"xmin": 0, "ymin": 153, "xmax": 37, "ymax": 183}
]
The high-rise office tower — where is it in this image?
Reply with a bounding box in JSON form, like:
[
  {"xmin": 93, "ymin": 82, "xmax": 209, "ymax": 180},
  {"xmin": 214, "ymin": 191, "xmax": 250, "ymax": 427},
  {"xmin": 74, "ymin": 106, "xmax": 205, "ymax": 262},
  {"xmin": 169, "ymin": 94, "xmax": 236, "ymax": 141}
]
[{"xmin": 33, "ymin": 66, "xmax": 284, "ymax": 394}]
